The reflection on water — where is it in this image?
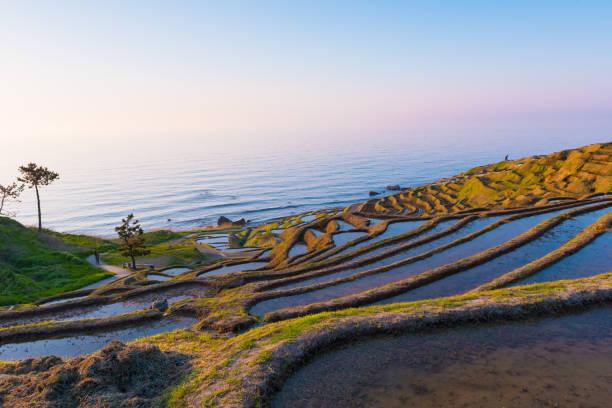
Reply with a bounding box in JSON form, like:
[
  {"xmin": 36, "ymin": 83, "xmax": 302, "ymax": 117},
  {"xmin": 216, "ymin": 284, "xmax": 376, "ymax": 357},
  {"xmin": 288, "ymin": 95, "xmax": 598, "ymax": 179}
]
[
  {"xmin": 148, "ymin": 274, "xmax": 173, "ymax": 281},
  {"xmin": 272, "ymin": 307, "xmax": 612, "ymax": 408},
  {"xmin": 331, "ymin": 232, "xmax": 368, "ymax": 247},
  {"xmin": 0, "ymin": 286, "xmax": 207, "ymax": 328},
  {"xmin": 198, "ymin": 261, "xmax": 268, "ymax": 276},
  {"xmin": 288, "ymin": 243, "xmax": 308, "ymax": 258},
  {"xmin": 512, "ymin": 227, "xmax": 612, "ymax": 286},
  {"xmin": 378, "ymin": 206, "xmax": 612, "ymax": 304},
  {"xmin": 161, "ymin": 267, "xmax": 192, "ymax": 276},
  {"xmin": 332, "ymin": 220, "xmax": 426, "ymax": 258},
  {"xmin": 250, "ymin": 209, "xmax": 572, "ymax": 317},
  {"xmin": 347, "ymin": 218, "xmax": 459, "ymax": 262},
  {"xmin": 41, "ymin": 296, "xmax": 88, "ymax": 306},
  {"xmin": 10, "ymin": 136, "xmax": 602, "ymax": 237},
  {"xmin": 0, "ymin": 316, "xmax": 197, "ymax": 360},
  {"xmin": 335, "ymin": 221, "xmax": 355, "ymax": 231}
]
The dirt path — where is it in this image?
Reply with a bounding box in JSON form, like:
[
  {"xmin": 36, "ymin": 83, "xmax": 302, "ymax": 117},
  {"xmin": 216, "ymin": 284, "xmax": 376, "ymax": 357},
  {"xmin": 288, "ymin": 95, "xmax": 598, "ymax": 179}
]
[{"xmin": 86, "ymin": 255, "xmax": 132, "ymax": 277}]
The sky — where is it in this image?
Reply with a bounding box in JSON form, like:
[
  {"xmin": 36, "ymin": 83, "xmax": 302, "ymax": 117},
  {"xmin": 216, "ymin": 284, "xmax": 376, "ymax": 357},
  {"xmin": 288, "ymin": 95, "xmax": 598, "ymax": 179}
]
[{"xmin": 1, "ymin": 1, "xmax": 612, "ymax": 168}]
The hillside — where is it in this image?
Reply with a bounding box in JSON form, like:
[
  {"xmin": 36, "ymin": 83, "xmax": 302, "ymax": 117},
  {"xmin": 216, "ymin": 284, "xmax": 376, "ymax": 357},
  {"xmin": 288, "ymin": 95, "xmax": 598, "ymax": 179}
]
[
  {"xmin": 0, "ymin": 142, "xmax": 610, "ymax": 407},
  {"xmin": 0, "ymin": 217, "xmax": 113, "ymax": 305},
  {"xmin": 357, "ymin": 142, "xmax": 612, "ymax": 216}
]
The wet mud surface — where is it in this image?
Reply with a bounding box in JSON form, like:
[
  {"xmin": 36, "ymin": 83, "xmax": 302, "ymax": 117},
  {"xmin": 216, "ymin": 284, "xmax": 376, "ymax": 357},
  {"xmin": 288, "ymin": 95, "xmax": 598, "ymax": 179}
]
[{"xmin": 272, "ymin": 307, "xmax": 612, "ymax": 408}]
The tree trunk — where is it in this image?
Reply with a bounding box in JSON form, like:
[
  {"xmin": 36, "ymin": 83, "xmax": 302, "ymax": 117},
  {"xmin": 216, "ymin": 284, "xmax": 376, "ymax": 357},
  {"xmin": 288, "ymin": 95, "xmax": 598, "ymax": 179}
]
[
  {"xmin": 35, "ymin": 184, "xmax": 42, "ymax": 232},
  {"xmin": 131, "ymin": 254, "xmax": 136, "ymax": 270}
]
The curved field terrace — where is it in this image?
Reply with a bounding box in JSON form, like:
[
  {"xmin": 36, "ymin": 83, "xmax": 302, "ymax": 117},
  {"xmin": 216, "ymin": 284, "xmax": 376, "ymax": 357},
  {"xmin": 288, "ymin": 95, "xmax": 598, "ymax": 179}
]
[{"xmin": 0, "ymin": 143, "xmax": 610, "ymax": 407}]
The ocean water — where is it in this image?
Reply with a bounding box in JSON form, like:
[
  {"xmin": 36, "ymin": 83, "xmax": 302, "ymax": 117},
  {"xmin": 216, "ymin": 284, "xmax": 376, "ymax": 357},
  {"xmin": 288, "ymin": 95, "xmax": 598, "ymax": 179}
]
[{"xmin": 3, "ymin": 134, "xmax": 604, "ymax": 237}]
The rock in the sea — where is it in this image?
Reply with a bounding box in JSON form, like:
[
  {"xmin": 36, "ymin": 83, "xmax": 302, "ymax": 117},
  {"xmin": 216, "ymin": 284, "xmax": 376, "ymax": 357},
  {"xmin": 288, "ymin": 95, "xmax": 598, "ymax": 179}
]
[
  {"xmin": 218, "ymin": 216, "xmax": 248, "ymax": 227},
  {"xmin": 369, "ymin": 191, "xmax": 380, "ymax": 196},
  {"xmin": 386, "ymin": 185, "xmax": 401, "ymax": 190},
  {"xmin": 151, "ymin": 298, "xmax": 168, "ymax": 311},
  {"xmin": 217, "ymin": 216, "xmax": 233, "ymax": 227},
  {"xmin": 233, "ymin": 218, "xmax": 247, "ymax": 226}
]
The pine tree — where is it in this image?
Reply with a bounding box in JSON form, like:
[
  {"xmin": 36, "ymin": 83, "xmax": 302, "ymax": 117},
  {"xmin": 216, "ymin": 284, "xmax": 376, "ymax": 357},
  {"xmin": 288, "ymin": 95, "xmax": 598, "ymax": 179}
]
[
  {"xmin": 0, "ymin": 182, "xmax": 24, "ymax": 217},
  {"xmin": 115, "ymin": 213, "xmax": 150, "ymax": 270},
  {"xmin": 17, "ymin": 163, "xmax": 59, "ymax": 231}
]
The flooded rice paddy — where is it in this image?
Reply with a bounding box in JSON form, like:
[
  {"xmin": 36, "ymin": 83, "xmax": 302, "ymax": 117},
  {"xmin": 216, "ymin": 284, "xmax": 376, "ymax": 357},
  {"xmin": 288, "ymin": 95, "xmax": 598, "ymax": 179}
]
[
  {"xmin": 510, "ymin": 228, "xmax": 611, "ymax": 287},
  {"xmin": 378, "ymin": 205, "xmax": 612, "ymax": 304},
  {"xmin": 148, "ymin": 274, "xmax": 173, "ymax": 281},
  {"xmin": 251, "ymin": 207, "xmax": 592, "ymax": 317},
  {"xmin": 196, "ymin": 232, "xmax": 258, "ymax": 253},
  {"xmin": 272, "ymin": 307, "xmax": 612, "ymax": 408},
  {"xmin": 198, "ymin": 261, "xmax": 269, "ymax": 276},
  {"xmin": 331, "ymin": 231, "xmax": 368, "ymax": 247},
  {"xmin": 335, "ymin": 220, "xmax": 356, "ymax": 231},
  {"xmin": 41, "ymin": 296, "xmax": 88, "ymax": 306},
  {"xmin": 161, "ymin": 267, "xmax": 192, "ymax": 276},
  {"xmin": 288, "ymin": 243, "xmax": 308, "ymax": 258},
  {"xmin": 0, "ymin": 285, "xmax": 207, "ymax": 328},
  {"xmin": 331, "ymin": 220, "xmax": 426, "ymax": 257},
  {"xmin": 0, "ymin": 316, "xmax": 197, "ymax": 360}
]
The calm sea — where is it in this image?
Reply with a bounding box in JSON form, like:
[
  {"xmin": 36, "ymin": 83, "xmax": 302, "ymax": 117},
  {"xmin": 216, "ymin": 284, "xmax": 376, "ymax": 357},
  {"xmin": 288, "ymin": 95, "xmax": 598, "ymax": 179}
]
[{"xmin": 5, "ymin": 133, "xmax": 606, "ymax": 237}]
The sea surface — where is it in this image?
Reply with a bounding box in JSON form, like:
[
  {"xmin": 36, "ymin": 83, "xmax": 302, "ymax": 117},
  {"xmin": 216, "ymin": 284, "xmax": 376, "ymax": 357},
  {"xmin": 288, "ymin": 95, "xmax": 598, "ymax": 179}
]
[{"xmin": 3, "ymin": 134, "xmax": 605, "ymax": 237}]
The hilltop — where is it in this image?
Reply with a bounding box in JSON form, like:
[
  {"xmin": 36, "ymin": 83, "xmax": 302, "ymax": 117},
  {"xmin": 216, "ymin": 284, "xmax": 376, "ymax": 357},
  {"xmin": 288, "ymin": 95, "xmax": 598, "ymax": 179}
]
[{"xmin": 357, "ymin": 142, "xmax": 612, "ymax": 215}]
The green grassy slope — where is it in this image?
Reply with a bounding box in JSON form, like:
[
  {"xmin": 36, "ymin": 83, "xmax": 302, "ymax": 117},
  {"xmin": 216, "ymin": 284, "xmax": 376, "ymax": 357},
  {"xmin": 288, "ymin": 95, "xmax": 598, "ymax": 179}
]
[{"xmin": 0, "ymin": 217, "xmax": 113, "ymax": 305}]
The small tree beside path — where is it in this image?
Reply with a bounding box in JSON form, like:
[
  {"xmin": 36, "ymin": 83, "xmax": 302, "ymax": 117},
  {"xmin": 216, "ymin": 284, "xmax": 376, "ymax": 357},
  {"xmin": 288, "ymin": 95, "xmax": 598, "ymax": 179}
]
[{"xmin": 115, "ymin": 213, "xmax": 151, "ymax": 270}]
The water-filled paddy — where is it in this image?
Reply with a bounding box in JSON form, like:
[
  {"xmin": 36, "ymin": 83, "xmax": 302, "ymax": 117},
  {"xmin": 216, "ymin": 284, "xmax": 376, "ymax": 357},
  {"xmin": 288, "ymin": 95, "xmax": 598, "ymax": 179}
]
[
  {"xmin": 41, "ymin": 296, "xmax": 88, "ymax": 306},
  {"xmin": 161, "ymin": 267, "xmax": 192, "ymax": 276},
  {"xmin": 367, "ymin": 218, "xmax": 384, "ymax": 226},
  {"xmin": 148, "ymin": 274, "xmax": 173, "ymax": 281},
  {"xmin": 221, "ymin": 247, "xmax": 259, "ymax": 253},
  {"xmin": 308, "ymin": 229, "xmax": 324, "ymax": 237},
  {"xmin": 0, "ymin": 285, "xmax": 208, "ymax": 328},
  {"xmin": 377, "ymin": 207, "xmax": 612, "ymax": 304},
  {"xmin": 198, "ymin": 261, "xmax": 268, "ymax": 276},
  {"xmin": 288, "ymin": 243, "xmax": 308, "ymax": 258},
  {"xmin": 344, "ymin": 218, "xmax": 459, "ymax": 262},
  {"xmin": 267, "ymin": 219, "xmax": 482, "ymax": 294},
  {"xmin": 0, "ymin": 316, "xmax": 197, "ymax": 360},
  {"xmin": 511, "ymin": 226, "xmax": 611, "ymax": 286},
  {"xmin": 331, "ymin": 232, "xmax": 368, "ymax": 247},
  {"xmin": 251, "ymin": 209, "xmax": 574, "ymax": 317},
  {"xmin": 197, "ymin": 233, "xmax": 253, "ymax": 252},
  {"xmin": 257, "ymin": 249, "xmax": 272, "ymax": 259},
  {"xmin": 335, "ymin": 220, "xmax": 355, "ymax": 231},
  {"xmin": 332, "ymin": 220, "xmax": 426, "ymax": 257},
  {"xmin": 272, "ymin": 307, "xmax": 612, "ymax": 408},
  {"xmin": 299, "ymin": 215, "xmax": 317, "ymax": 224}
]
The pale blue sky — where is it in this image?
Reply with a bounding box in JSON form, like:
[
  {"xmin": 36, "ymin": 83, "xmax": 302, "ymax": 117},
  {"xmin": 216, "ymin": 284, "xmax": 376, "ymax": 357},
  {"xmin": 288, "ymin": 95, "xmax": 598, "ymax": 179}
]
[{"xmin": 1, "ymin": 1, "xmax": 611, "ymax": 163}]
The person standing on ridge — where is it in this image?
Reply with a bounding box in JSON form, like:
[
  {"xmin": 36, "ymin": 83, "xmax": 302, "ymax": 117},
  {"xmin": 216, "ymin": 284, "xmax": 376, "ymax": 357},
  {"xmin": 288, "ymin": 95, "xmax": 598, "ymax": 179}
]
[
  {"xmin": 94, "ymin": 249, "xmax": 100, "ymax": 265},
  {"xmin": 505, "ymin": 154, "xmax": 509, "ymax": 161}
]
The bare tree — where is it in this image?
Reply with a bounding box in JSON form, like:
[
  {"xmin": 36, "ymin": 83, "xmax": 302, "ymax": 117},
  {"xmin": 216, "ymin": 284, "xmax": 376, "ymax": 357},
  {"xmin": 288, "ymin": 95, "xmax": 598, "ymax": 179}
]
[
  {"xmin": 115, "ymin": 213, "xmax": 151, "ymax": 270},
  {"xmin": 17, "ymin": 163, "xmax": 59, "ymax": 232},
  {"xmin": 0, "ymin": 182, "xmax": 25, "ymax": 217}
]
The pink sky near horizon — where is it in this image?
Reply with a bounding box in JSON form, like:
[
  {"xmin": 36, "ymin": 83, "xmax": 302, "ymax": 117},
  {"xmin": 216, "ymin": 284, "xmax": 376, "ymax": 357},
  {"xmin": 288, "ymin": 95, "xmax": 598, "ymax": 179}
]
[{"xmin": 1, "ymin": 1, "xmax": 611, "ymax": 165}]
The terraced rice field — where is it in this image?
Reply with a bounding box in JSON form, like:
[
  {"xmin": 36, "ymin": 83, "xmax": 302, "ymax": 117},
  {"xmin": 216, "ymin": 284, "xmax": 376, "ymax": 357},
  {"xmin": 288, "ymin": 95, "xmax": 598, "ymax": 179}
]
[
  {"xmin": 0, "ymin": 143, "xmax": 610, "ymax": 407},
  {"xmin": 249, "ymin": 198, "xmax": 612, "ymax": 322}
]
